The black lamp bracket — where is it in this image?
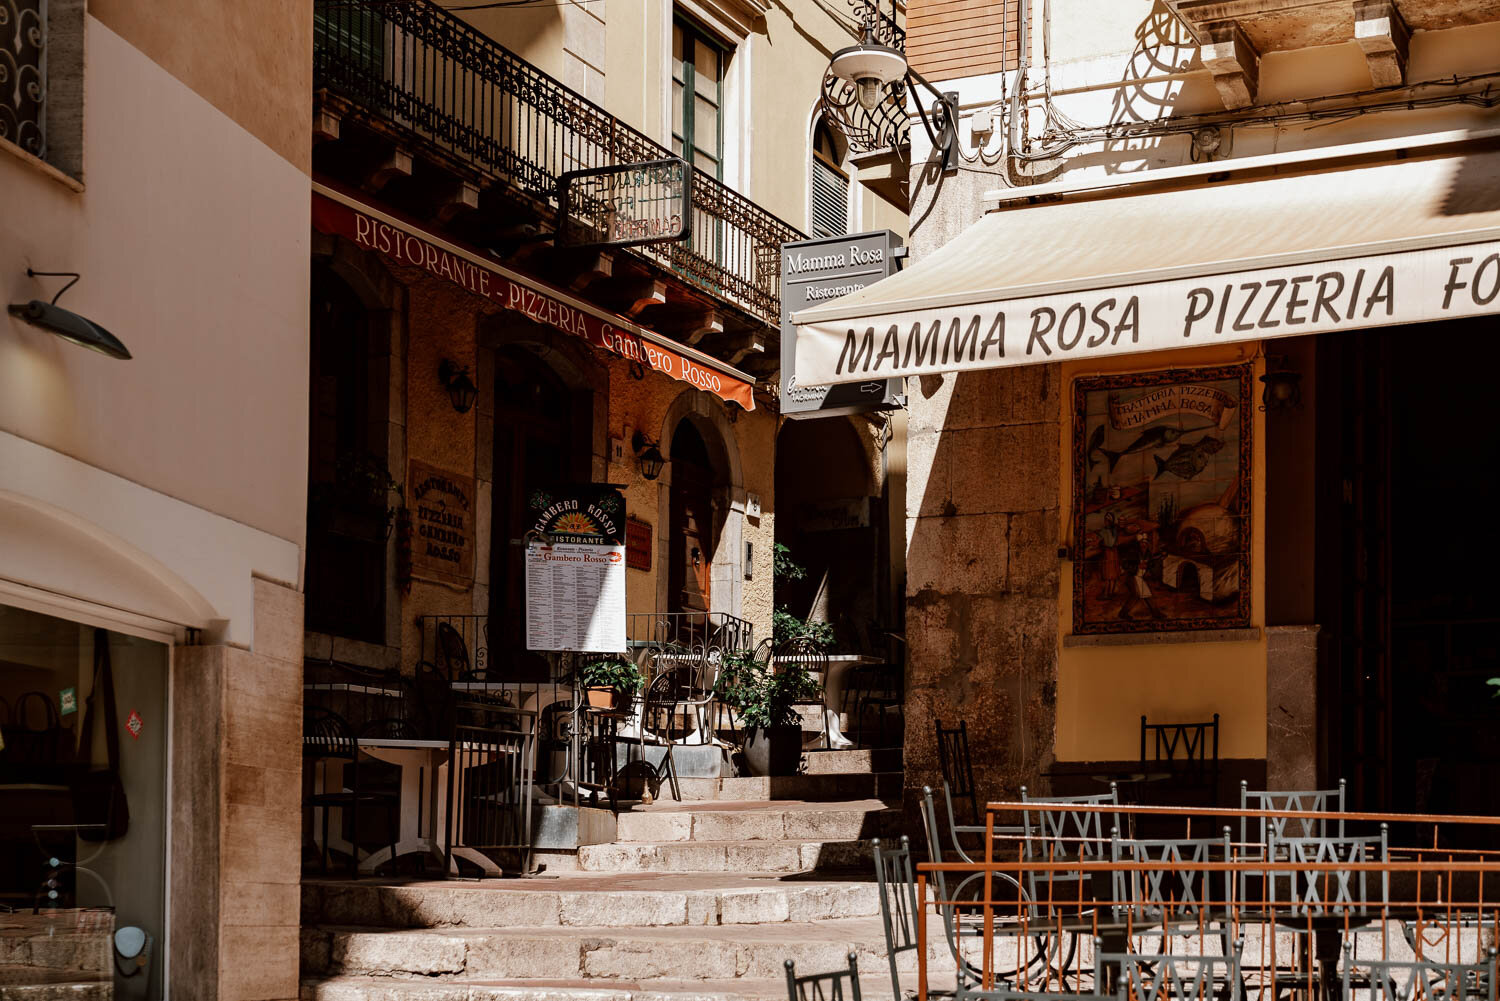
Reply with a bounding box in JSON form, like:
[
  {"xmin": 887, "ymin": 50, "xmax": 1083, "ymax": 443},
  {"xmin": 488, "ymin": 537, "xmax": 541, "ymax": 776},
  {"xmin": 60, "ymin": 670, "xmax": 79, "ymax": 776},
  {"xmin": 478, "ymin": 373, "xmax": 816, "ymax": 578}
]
[
  {"xmin": 903, "ymin": 66, "xmax": 960, "ymax": 173},
  {"xmin": 26, "ymin": 269, "xmax": 81, "ymax": 306}
]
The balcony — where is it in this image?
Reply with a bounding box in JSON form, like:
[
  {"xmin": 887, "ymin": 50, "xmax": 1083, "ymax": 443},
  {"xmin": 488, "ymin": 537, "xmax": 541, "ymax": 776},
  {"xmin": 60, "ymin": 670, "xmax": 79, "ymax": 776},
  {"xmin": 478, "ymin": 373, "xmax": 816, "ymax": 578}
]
[
  {"xmin": 1, "ymin": 0, "xmax": 46, "ymax": 158},
  {"xmin": 312, "ymin": 0, "xmax": 803, "ymax": 340}
]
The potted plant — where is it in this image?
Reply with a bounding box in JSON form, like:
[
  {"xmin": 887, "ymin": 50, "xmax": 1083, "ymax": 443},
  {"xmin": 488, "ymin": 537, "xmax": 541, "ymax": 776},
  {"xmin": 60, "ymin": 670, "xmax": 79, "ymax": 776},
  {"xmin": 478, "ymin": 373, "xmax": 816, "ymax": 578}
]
[
  {"xmin": 718, "ymin": 649, "xmax": 820, "ymax": 777},
  {"xmin": 580, "ymin": 654, "xmax": 643, "ymax": 710}
]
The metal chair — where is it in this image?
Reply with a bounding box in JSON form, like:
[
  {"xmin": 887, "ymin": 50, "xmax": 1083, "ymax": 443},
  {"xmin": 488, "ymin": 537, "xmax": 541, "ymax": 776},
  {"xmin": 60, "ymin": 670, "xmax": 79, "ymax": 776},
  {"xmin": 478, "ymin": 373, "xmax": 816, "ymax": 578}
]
[
  {"xmin": 873, "ymin": 836, "xmax": 927, "ymax": 1000},
  {"xmin": 444, "ymin": 699, "xmax": 537, "ymax": 878},
  {"xmin": 937, "ymin": 720, "xmax": 980, "ymax": 827},
  {"xmin": 639, "ymin": 657, "xmax": 697, "ymax": 802},
  {"xmin": 1018, "ymin": 784, "xmax": 1121, "ymax": 909},
  {"xmin": 1403, "ymin": 913, "xmax": 1499, "ymax": 966},
  {"xmin": 1109, "ymin": 828, "xmax": 1234, "ymax": 929},
  {"xmin": 1265, "ymin": 826, "xmax": 1390, "ymax": 919},
  {"xmin": 1341, "ymin": 946, "xmax": 1498, "ymax": 1001},
  {"xmin": 779, "ymin": 635, "xmax": 831, "ymax": 748},
  {"xmin": 303, "ymin": 707, "xmax": 398, "ymax": 877},
  {"xmin": 785, "ymin": 952, "xmax": 862, "ymax": 1001},
  {"xmin": 844, "ymin": 662, "xmax": 903, "ymax": 747},
  {"xmin": 1098, "ymin": 940, "xmax": 1246, "ymax": 1001},
  {"xmin": 1240, "ymin": 779, "xmax": 1347, "ymax": 849},
  {"xmin": 1140, "ymin": 714, "xmax": 1221, "ymax": 806}
]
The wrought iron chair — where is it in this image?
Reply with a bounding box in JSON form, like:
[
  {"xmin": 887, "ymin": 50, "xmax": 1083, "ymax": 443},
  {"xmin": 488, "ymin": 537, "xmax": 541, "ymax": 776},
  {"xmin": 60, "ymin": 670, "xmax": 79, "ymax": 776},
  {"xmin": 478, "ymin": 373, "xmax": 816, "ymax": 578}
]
[
  {"xmin": 444, "ymin": 699, "xmax": 537, "ymax": 878},
  {"xmin": 1341, "ymin": 945, "xmax": 1498, "ymax": 1001},
  {"xmin": 843, "ymin": 662, "xmax": 903, "ymax": 747},
  {"xmin": 639, "ymin": 658, "xmax": 696, "ymax": 802},
  {"xmin": 873, "ymin": 836, "xmax": 927, "ymax": 1000},
  {"xmin": 920, "ymin": 787, "xmax": 1047, "ymax": 988},
  {"xmin": 779, "ymin": 635, "xmax": 832, "ymax": 749},
  {"xmin": 303, "ymin": 707, "xmax": 398, "ymax": 877},
  {"xmin": 1018, "ymin": 785, "xmax": 1121, "ymax": 974},
  {"xmin": 1140, "ymin": 713, "xmax": 1221, "ymax": 806},
  {"xmin": 785, "ymin": 952, "xmax": 862, "ymax": 1001},
  {"xmin": 1402, "ymin": 913, "xmax": 1498, "ymax": 966},
  {"xmin": 1265, "ymin": 826, "xmax": 1390, "ymax": 920},
  {"xmin": 1108, "ymin": 828, "xmax": 1239, "ymax": 967},
  {"xmin": 1240, "ymin": 779, "xmax": 1347, "ymax": 850},
  {"xmin": 1098, "ymin": 939, "xmax": 1246, "ymax": 1001}
]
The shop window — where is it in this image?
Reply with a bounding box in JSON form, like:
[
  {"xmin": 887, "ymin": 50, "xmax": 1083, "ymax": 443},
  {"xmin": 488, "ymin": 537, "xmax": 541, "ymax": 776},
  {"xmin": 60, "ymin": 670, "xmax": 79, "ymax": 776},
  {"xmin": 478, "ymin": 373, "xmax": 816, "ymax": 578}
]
[
  {"xmin": 0, "ymin": 604, "xmax": 169, "ymax": 996},
  {"xmin": 306, "ymin": 268, "xmax": 390, "ymax": 645},
  {"xmin": 810, "ymin": 117, "xmax": 850, "ymax": 238}
]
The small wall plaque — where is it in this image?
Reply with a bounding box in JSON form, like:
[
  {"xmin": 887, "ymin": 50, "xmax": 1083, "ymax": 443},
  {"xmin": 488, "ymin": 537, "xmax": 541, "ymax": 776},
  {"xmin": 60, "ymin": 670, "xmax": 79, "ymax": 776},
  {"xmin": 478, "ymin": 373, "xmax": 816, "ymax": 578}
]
[{"xmin": 626, "ymin": 517, "xmax": 653, "ymax": 572}]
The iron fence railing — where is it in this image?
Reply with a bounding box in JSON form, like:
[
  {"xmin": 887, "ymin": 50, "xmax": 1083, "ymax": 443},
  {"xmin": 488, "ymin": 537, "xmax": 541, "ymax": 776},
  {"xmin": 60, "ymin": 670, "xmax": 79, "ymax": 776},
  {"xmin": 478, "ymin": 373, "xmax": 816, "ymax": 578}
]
[
  {"xmin": 626, "ymin": 610, "xmax": 755, "ymax": 655},
  {"xmin": 313, "ymin": 0, "xmax": 804, "ymax": 325},
  {"xmin": 1, "ymin": 0, "xmax": 46, "ymax": 158}
]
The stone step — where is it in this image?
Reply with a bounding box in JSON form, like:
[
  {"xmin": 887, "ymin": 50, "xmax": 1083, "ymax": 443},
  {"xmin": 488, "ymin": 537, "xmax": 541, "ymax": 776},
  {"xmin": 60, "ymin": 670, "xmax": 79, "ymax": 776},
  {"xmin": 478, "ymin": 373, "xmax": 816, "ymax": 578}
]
[
  {"xmin": 663, "ymin": 773, "xmax": 902, "ymax": 804},
  {"xmin": 615, "ymin": 800, "xmax": 897, "ymax": 844},
  {"xmin": 303, "ymin": 876, "xmax": 883, "ymax": 929},
  {"xmin": 301, "ymin": 974, "xmax": 947, "ymax": 1001},
  {"xmin": 801, "ymin": 748, "xmax": 903, "ymax": 775},
  {"xmin": 302, "ymin": 917, "xmax": 944, "ymax": 983},
  {"xmin": 577, "ymin": 839, "xmax": 873, "ymax": 874}
]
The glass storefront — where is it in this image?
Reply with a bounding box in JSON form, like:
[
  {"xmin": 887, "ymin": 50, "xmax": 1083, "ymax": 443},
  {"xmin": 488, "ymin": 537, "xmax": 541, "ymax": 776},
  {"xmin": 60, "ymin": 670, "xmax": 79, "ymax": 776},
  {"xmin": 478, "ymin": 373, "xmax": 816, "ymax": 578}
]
[{"xmin": 0, "ymin": 603, "xmax": 168, "ymax": 999}]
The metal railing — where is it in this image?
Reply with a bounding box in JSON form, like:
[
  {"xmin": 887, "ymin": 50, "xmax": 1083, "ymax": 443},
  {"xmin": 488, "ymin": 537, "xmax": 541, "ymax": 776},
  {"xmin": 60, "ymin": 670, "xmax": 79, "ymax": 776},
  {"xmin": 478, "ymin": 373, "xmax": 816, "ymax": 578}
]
[
  {"xmin": 313, "ymin": 0, "xmax": 804, "ymax": 326},
  {"xmin": 626, "ymin": 610, "xmax": 755, "ymax": 655},
  {"xmin": 1, "ymin": 0, "xmax": 46, "ymax": 158}
]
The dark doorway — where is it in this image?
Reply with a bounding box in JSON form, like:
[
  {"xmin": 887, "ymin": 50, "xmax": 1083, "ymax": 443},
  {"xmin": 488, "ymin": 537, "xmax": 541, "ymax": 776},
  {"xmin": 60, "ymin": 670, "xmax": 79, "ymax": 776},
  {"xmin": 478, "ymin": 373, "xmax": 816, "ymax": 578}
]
[
  {"xmin": 305, "ymin": 267, "xmax": 386, "ymax": 643},
  {"xmin": 668, "ymin": 420, "xmax": 716, "ymax": 614},
  {"xmin": 490, "ymin": 348, "xmax": 583, "ymax": 667},
  {"xmin": 1317, "ymin": 317, "xmax": 1500, "ymax": 817}
]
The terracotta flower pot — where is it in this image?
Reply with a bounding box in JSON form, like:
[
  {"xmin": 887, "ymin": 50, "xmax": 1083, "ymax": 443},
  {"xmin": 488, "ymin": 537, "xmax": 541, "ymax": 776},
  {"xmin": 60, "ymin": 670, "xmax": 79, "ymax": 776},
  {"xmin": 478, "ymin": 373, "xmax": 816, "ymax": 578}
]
[{"xmin": 586, "ymin": 687, "xmax": 616, "ymax": 710}]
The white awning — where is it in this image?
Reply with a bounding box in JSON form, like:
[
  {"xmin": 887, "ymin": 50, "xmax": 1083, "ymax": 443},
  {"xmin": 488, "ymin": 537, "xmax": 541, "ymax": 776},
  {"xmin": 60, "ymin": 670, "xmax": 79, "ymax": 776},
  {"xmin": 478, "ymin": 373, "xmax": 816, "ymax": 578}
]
[{"xmin": 792, "ymin": 140, "xmax": 1500, "ymax": 386}]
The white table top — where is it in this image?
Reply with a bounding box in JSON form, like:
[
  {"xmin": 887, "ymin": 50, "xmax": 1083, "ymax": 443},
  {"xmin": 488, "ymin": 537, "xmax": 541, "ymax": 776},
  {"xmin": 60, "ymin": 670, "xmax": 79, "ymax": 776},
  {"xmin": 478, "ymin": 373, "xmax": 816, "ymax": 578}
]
[
  {"xmin": 357, "ymin": 738, "xmax": 449, "ymax": 749},
  {"xmin": 305, "ymin": 682, "xmax": 403, "ymax": 697}
]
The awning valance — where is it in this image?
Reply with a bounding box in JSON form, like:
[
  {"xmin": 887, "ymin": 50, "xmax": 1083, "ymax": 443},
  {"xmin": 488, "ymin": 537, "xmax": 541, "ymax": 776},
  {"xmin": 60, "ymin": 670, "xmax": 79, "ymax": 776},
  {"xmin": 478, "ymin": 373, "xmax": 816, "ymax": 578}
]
[
  {"xmin": 312, "ymin": 183, "xmax": 756, "ymax": 410},
  {"xmin": 792, "ymin": 143, "xmax": 1500, "ymax": 386}
]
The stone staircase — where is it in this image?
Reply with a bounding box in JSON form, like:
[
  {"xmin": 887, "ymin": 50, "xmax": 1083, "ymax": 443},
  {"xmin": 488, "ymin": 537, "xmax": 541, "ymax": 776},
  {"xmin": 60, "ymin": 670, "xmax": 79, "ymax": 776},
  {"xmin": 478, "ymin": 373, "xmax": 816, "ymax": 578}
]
[{"xmin": 300, "ymin": 749, "xmax": 935, "ymax": 1001}]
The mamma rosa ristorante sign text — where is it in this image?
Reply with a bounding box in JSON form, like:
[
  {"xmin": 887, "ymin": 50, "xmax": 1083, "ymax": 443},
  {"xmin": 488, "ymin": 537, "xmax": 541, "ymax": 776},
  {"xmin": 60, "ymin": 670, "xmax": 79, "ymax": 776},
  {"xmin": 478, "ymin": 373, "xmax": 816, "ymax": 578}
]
[
  {"xmin": 792, "ymin": 238, "xmax": 1500, "ymax": 385},
  {"xmin": 311, "ymin": 189, "xmax": 755, "ymax": 410}
]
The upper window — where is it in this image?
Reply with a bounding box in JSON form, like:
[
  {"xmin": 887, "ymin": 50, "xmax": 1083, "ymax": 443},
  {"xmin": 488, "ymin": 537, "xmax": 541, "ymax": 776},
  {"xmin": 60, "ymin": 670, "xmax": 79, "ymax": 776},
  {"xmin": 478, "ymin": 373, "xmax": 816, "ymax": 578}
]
[
  {"xmin": 2, "ymin": 0, "xmax": 83, "ymax": 179},
  {"xmin": 672, "ymin": 17, "xmax": 726, "ymax": 179},
  {"xmin": 810, "ymin": 117, "xmax": 850, "ymax": 238}
]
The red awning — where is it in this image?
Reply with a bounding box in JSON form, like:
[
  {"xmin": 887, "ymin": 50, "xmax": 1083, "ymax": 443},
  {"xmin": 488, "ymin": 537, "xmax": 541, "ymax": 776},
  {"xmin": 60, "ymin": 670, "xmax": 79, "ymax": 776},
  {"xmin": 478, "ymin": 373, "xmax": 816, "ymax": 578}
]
[{"xmin": 311, "ymin": 183, "xmax": 756, "ymax": 410}]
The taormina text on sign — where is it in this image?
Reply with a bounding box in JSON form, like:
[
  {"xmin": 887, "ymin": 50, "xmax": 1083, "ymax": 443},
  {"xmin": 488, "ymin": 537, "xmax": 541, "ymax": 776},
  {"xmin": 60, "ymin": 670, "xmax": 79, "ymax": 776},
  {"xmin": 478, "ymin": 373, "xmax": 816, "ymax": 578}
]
[{"xmin": 792, "ymin": 238, "xmax": 1500, "ymax": 386}]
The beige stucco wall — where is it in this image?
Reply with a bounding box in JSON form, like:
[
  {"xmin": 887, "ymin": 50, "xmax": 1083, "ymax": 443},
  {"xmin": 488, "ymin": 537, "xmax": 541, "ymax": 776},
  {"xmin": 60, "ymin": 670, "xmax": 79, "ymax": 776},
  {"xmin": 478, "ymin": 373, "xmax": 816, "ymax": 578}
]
[{"xmin": 0, "ymin": 16, "xmax": 310, "ymax": 554}]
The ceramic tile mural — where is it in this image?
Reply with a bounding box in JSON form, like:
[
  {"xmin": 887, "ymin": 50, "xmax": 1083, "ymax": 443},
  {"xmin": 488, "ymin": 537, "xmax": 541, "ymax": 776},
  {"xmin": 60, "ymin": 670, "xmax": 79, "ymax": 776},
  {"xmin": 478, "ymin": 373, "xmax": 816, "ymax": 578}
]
[{"xmin": 1072, "ymin": 364, "xmax": 1253, "ymax": 634}]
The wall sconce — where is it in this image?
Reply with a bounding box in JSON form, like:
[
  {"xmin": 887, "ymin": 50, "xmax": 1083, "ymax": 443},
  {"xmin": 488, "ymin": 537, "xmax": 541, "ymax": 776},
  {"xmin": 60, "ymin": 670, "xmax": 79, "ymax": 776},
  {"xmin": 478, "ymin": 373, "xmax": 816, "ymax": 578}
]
[
  {"xmin": 438, "ymin": 359, "xmax": 478, "ymax": 414},
  {"xmin": 7, "ymin": 270, "xmax": 131, "ymax": 359},
  {"xmin": 632, "ymin": 430, "xmax": 666, "ymax": 481},
  {"xmin": 1259, "ymin": 356, "xmax": 1302, "ymax": 413}
]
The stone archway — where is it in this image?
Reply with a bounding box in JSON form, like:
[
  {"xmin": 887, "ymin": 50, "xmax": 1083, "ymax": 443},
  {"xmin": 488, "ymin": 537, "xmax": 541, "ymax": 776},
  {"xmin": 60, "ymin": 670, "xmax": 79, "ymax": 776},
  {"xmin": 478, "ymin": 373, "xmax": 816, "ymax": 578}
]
[{"xmin": 655, "ymin": 390, "xmax": 745, "ymax": 621}]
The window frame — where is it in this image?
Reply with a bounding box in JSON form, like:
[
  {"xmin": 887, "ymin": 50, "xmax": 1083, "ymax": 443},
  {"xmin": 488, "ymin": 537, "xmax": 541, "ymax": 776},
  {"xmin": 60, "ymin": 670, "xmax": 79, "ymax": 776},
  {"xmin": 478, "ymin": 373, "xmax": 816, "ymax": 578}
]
[{"xmin": 672, "ymin": 14, "xmax": 728, "ymax": 182}]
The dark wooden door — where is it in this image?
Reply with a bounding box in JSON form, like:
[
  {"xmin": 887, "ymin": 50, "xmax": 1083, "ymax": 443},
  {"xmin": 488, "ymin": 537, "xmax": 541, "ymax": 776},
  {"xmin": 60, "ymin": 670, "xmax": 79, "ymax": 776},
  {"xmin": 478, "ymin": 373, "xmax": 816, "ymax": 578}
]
[{"xmin": 668, "ymin": 421, "xmax": 715, "ymax": 614}]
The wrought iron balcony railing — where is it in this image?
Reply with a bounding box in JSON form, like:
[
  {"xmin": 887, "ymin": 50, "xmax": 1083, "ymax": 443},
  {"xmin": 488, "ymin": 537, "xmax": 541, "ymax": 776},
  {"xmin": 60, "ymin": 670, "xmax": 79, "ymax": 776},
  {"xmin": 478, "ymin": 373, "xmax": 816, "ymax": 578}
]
[
  {"xmin": 1, "ymin": 0, "xmax": 47, "ymax": 158},
  {"xmin": 313, "ymin": 0, "xmax": 804, "ymax": 326}
]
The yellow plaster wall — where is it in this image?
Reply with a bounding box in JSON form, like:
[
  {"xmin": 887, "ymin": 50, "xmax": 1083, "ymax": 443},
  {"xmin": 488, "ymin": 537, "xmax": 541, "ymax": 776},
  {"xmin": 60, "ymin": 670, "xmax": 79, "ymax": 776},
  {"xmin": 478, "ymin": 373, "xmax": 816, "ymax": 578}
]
[{"xmin": 1054, "ymin": 343, "xmax": 1267, "ymax": 762}]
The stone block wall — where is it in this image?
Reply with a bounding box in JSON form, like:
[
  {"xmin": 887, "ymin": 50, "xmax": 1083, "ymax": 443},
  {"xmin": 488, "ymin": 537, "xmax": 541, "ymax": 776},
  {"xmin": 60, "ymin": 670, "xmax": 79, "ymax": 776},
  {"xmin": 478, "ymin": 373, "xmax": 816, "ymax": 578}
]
[
  {"xmin": 171, "ymin": 576, "xmax": 303, "ymax": 1001},
  {"xmin": 903, "ymin": 363, "xmax": 1063, "ymax": 827}
]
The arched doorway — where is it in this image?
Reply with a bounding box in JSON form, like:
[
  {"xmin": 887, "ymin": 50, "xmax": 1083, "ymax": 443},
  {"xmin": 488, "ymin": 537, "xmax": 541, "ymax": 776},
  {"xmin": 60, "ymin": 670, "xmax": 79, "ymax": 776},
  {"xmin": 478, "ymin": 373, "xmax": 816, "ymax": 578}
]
[
  {"xmin": 668, "ymin": 420, "xmax": 716, "ymax": 615},
  {"xmin": 489, "ymin": 348, "xmax": 585, "ymax": 663}
]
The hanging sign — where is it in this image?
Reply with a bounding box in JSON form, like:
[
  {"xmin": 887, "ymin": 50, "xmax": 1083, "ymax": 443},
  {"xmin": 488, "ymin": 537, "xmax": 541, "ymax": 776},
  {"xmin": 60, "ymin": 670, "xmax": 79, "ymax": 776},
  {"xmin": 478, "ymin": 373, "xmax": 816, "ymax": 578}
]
[
  {"xmin": 525, "ymin": 486, "xmax": 627, "ymax": 652},
  {"xmin": 311, "ymin": 185, "xmax": 755, "ymax": 410},
  {"xmin": 625, "ymin": 517, "xmax": 653, "ymax": 572},
  {"xmin": 408, "ymin": 460, "xmax": 476, "ymax": 586},
  {"xmin": 558, "ymin": 158, "xmax": 691, "ymax": 249},
  {"xmin": 780, "ymin": 230, "xmax": 905, "ymax": 418}
]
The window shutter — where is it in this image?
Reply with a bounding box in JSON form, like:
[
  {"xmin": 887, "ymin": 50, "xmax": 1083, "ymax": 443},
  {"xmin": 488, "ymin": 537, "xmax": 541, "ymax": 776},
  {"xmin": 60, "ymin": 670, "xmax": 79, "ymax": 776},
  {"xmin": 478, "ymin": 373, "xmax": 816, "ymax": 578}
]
[{"xmin": 810, "ymin": 158, "xmax": 849, "ymax": 239}]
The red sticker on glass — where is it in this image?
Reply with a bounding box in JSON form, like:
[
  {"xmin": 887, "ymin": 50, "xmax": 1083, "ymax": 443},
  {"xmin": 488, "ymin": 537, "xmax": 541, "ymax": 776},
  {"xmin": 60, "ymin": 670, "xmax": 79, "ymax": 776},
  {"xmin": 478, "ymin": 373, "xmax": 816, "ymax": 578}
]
[{"xmin": 126, "ymin": 710, "xmax": 143, "ymax": 739}]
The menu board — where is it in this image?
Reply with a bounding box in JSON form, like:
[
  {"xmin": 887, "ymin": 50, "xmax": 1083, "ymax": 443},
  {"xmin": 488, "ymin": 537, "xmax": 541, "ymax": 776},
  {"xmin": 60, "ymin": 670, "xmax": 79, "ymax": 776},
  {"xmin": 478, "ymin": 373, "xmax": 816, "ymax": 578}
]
[
  {"xmin": 524, "ymin": 542, "xmax": 626, "ymax": 652},
  {"xmin": 524, "ymin": 485, "xmax": 628, "ymax": 652}
]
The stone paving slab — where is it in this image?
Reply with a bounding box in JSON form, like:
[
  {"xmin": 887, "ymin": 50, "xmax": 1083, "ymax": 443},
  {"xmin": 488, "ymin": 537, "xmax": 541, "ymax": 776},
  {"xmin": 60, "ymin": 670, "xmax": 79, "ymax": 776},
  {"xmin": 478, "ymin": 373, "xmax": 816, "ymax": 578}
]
[
  {"xmin": 577, "ymin": 840, "xmax": 875, "ymax": 874},
  {"xmin": 302, "ymin": 974, "xmax": 955, "ymax": 1001},
  {"xmin": 615, "ymin": 802, "xmax": 898, "ymax": 844}
]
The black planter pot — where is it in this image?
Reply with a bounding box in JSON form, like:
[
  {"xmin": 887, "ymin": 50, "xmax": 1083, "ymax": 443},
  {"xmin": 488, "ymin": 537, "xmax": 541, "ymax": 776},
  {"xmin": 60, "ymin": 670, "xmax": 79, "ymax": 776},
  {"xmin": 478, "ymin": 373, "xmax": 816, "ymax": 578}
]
[{"xmin": 742, "ymin": 725, "xmax": 803, "ymax": 777}]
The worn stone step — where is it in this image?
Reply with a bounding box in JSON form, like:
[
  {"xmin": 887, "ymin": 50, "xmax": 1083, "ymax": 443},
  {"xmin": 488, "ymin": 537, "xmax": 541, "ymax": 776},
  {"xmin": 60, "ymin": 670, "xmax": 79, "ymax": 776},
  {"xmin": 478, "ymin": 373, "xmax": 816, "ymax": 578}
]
[
  {"xmin": 577, "ymin": 839, "xmax": 873, "ymax": 874},
  {"xmin": 302, "ymin": 917, "xmax": 944, "ymax": 983},
  {"xmin": 303, "ymin": 876, "xmax": 883, "ymax": 929},
  {"xmin": 615, "ymin": 800, "xmax": 897, "ymax": 844}
]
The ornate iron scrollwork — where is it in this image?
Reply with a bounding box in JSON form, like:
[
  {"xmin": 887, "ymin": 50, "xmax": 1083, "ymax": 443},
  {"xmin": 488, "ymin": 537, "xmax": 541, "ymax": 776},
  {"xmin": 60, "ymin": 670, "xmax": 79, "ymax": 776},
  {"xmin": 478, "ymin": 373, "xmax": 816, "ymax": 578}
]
[
  {"xmin": 0, "ymin": 0, "xmax": 47, "ymax": 158},
  {"xmin": 819, "ymin": 0, "xmax": 910, "ymax": 157}
]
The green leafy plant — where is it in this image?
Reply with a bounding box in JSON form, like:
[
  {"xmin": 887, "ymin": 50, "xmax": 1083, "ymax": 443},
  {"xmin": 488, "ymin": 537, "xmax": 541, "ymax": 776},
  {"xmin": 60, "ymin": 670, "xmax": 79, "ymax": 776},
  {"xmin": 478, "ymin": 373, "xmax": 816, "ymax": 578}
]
[
  {"xmin": 1488, "ymin": 677, "xmax": 1500, "ymax": 699},
  {"xmin": 770, "ymin": 543, "xmax": 835, "ymax": 650},
  {"xmin": 716, "ymin": 648, "xmax": 818, "ymax": 730},
  {"xmin": 580, "ymin": 655, "xmax": 644, "ymax": 697}
]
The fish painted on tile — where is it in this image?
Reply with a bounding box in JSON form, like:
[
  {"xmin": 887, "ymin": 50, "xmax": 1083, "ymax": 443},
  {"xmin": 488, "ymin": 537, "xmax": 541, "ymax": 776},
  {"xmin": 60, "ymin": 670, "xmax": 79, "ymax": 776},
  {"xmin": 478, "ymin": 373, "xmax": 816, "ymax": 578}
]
[
  {"xmin": 1153, "ymin": 436, "xmax": 1225, "ymax": 480},
  {"xmin": 1093, "ymin": 424, "xmax": 1191, "ymax": 471}
]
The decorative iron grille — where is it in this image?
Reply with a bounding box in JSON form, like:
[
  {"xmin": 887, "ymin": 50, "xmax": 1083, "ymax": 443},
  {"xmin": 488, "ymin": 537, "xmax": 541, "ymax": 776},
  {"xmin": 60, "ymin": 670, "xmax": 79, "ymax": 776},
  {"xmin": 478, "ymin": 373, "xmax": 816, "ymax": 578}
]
[
  {"xmin": 820, "ymin": 0, "xmax": 910, "ymax": 156},
  {"xmin": 313, "ymin": 0, "xmax": 803, "ymax": 326},
  {"xmin": 0, "ymin": 0, "xmax": 46, "ymax": 157}
]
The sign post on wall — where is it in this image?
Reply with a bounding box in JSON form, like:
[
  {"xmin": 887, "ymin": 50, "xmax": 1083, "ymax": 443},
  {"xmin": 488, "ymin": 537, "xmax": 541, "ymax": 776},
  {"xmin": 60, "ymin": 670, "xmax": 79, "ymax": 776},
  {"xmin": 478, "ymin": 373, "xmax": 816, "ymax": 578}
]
[
  {"xmin": 524, "ymin": 485, "xmax": 628, "ymax": 653},
  {"xmin": 780, "ymin": 230, "xmax": 905, "ymax": 418},
  {"xmin": 408, "ymin": 460, "xmax": 477, "ymax": 586}
]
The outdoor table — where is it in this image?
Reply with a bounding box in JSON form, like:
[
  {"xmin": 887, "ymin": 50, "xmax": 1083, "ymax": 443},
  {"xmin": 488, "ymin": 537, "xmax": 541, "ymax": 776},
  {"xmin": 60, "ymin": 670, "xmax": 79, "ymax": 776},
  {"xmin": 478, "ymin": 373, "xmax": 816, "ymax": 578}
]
[
  {"xmin": 771, "ymin": 652, "xmax": 884, "ymax": 749},
  {"xmin": 353, "ymin": 737, "xmax": 451, "ymax": 874},
  {"xmin": 303, "ymin": 682, "xmax": 403, "ymax": 697}
]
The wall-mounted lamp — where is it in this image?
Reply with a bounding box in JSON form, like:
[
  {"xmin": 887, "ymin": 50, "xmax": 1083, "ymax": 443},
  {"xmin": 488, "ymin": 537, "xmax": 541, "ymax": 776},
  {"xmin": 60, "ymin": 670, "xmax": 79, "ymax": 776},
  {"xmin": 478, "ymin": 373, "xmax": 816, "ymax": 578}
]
[
  {"xmin": 438, "ymin": 359, "xmax": 479, "ymax": 414},
  {"xmin": 1259, "ymin": 356, "xmax": 1302, "ymax": 413},
  {"xmin": 632, "ymin": 430, "xmax": 666, "ymax": 481},
  {"xmin": 7, "ymin": 270, "xmax": 131, "ymax": 360},
  {"xmin": 826, "ymin": 3, "xmax": 959, "ymax": 172}
]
